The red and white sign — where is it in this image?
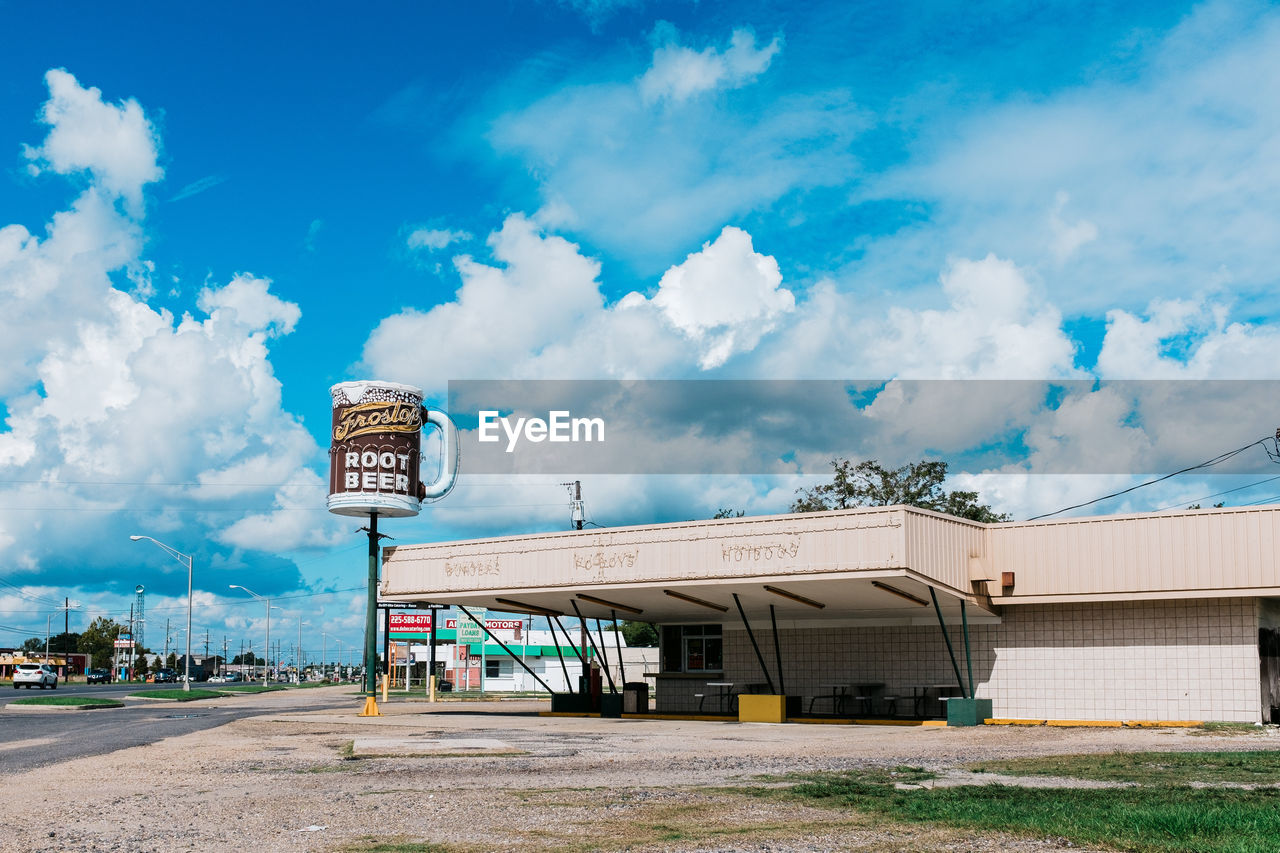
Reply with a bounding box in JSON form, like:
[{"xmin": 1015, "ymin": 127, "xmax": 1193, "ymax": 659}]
[
  {"xmin": 388, "ymin": 613, "xmax": 525, "ymax": 632},
  {"xmin": 389, "ymin": 613, "xmax": 433, "ymax": 632},
  {"xmin": 113, "ymin": 639, "xmax": 135, "ymax": 648}
]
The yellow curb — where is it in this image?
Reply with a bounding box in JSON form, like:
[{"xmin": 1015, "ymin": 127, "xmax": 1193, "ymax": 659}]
[
  {"xmin": 630, "ymin": 713, "xmax": 735, "ymax": 722},
  {"xmin": 1124, "ymin": 720, "xmax": 1203, "ymax": 728},
  {"xmin": 851, "ymin": 718, "xmax": 928, "ymax": 726},
  {"xmin": 921, "ymin": 720, "xmax": 949, "ymax": 727},
  {"xmin": 1047, "ymin": 719, "xmax": 1123, "ymax": 727},
  {"xmin": 985, "ymin": 718, "xmax": 1046, "ymax": 726}
]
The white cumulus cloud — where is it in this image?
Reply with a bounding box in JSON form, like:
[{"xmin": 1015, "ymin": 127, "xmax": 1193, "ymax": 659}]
[
  {"xmin": 22, "ymin": 69, "xmax": 163, "ymax": 216},
  {"xmin": 647, "ymin": 226, "xmax": 794, "ymax": 369},
  {"xmin": 0, "ymin": 70, "xmax": 335, "ymax": 591}
]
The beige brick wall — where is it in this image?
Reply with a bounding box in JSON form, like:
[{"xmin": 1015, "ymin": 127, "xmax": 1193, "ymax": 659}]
[{"xmin": 654, "ymin": 598, "xmax": 1262, "ymax": 722}]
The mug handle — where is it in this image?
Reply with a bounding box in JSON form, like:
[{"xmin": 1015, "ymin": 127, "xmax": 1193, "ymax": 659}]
[{"xmin": 420, "ymin": 408, "xmax": 460, "ymax": 500}]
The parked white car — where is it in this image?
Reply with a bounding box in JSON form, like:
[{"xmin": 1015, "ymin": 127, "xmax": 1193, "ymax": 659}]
[{"xmin": 13, "ymin": 663, "xmax": 58, "ymax": 689}]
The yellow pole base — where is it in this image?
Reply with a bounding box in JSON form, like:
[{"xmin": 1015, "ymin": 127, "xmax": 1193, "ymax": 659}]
[{"xmin": 358, "ymin": 696, "xmax": 381, "ymax": 717}]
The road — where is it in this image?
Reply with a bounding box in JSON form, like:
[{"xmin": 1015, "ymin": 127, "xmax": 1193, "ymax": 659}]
[{"xmin": 0, "ymin": 684, "xmax": 352, "ymax": 774}]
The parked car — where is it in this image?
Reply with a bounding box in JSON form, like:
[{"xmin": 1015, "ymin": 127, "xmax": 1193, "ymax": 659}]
[
  {"xmin": 222, "ymin": 672, "xmax": 244, "ymax": 683},
  {"xmin": 13, "ymin": 663, "xmax": 58, "ymax": 690},
  {"xmin": 85, "ymin": 668, "xmax": 112, "ymax": 684},
  {"xmin": 206, "ymin": 674, "xmax": 225, "ymax": 683},
  {"xmin": 153, "ymin": 668, "xmax": 177, "ymax": 683}
]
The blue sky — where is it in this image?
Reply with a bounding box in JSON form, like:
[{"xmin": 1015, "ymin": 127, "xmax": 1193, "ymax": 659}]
[{"xmin": 3, "ymin": 0, "xmax": 1280, "ymax": 654}]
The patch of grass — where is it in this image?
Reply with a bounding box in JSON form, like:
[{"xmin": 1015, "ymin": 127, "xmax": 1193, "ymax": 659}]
[
  {"xmin": 340, "ymin": 839, "xmax": 455, "ymax": 852},
  {"xmin": 296, "ymin": 763, "xmax": 358, "ymax": 774},
  {"xmin": 215, "ymin": 685, "xmax": 284, "ymax": 694},
  {"xmin": 779, "ymin": 762, "xmax": 1280, "ymax": 853},
  {"xmin": 968, "ymin": 750, "xmax": 1280, "ymax": 786},
  {"xmin": 10, "ymin": 695, "xmax": 123, "ymax": 708},
  {"xmin": 338, "ymin": 740, "xmax": 354, "ymax": 759},
  {"xmin": 131, "ymin": 688, "xmax": 223, "ymax": 701},
  {"xmin": 1195, "ymin": 722, "xmax": 1264, "ymax": 737},
  {"xmin": 497, "ymin": 787, "xmax": 872, "ymax": 852}
]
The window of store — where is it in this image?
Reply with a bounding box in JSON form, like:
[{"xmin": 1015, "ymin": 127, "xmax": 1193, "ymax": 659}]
[{"xmin": 660, "ymin": 624, "xmax": 723, "ymax": 673}]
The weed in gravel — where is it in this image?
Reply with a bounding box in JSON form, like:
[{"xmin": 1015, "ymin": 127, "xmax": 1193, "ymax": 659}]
[
  {"xmin": 1194, "ymin": 723, "xmax": 1267, "ymax": 737},
  {"xmin": 341, "ymin": 837, "xmax": 455, "ymax": 852}
]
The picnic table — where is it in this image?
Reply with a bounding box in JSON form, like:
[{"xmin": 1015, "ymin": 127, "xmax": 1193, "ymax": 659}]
[{"xmin": 697, "ymin": 681, "xmax": 736, "ymax": 713}]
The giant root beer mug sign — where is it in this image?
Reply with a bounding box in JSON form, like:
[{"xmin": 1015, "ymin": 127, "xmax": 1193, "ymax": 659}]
[{"xmin": 327, "ymin": 380, "xmax": 459, "ymax": 517}]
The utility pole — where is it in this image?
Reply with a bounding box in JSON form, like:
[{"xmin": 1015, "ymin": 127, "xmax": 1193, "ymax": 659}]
[
  {"xmin": 127, "ymin": 603, "xmax": 135, "ymax": 679},
  {"xmin": 561, "ymin": 481, "xmax": 588, "ymax": 678},
  {"xmin": 560, "ymin": 480, "xmax": 584, "ymax": 530},
  {"xmin": 164, "ymin": 618, "xmax": 171, "ymax": 665},
  {"xmin": 223, "ymin": 636, "xmax": 228, "ymax": 678}
]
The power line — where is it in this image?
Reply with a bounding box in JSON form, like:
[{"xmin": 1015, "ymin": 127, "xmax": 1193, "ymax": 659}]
[
  {"xmin": 0, "ymin": 578, "xmax": 64, "ymax": 607},
  {"xmin": 1151, "ymin": 474, "xmax": 1280, "ymax": 512},
  {"xmin": 1027, "ymin": 434, "xmax": 1280, "ymax": 521}
]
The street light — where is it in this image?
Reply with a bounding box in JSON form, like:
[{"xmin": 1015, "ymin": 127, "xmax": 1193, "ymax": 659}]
[
  {"xmin": 130, "ymin": 535, "xmax": 194, "ymax": 692},
  {"xmin": 297, "ymin": 620, "xmax": 312, "ymax": 682},
  {"xmin": 229, "ymin": 585, "xmax": 278, "ymax": 683}
]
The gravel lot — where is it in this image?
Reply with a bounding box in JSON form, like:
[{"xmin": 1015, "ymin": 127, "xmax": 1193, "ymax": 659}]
[{"xmin": 5, "ymin": 686, "xmax": 1279, "ymax": 853}]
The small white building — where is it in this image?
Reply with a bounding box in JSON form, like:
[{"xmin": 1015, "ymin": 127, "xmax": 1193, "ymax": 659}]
[{"xmin": 380, "ymin": 504, "xmax": 1280, "ymax": 723}]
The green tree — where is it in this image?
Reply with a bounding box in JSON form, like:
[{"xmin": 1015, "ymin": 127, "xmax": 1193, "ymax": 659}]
[
  {"xmin": 166, "ymin": 652, "xmax": 177, "ymax": 670},
  {"xmin": 792, "ymin": 458, "xmax": 1010, "ymax": 523},
  {"xmin": 620, "ymin": 621, "xmax": 658, "ymax": 647},
  {"xmin": 78, "ymin": 617, "xmax": 123, "ymax": 669},
  {"xmin": 19, "ymin": 636, "xmax": 43, "ymax": 654},
  {"xmin": 134, "ymin": 655, "xmax": 151, "ymax": 678},
  {"xmin": 712, "ymin": 508, "xmax": 745, "ymax": 519},
  {"xmin": 51, "ymin": 631, "xmax": 80, "ymax": 656}
]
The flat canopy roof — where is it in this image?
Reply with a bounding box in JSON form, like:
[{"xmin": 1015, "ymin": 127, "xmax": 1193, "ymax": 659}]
[
  {"xmin": 380, "ymin": 506, "xmax": 998, "ymax": 625},
  {"xmin": 382, "ymin": 502, "xmax": 1280, "ymax": 619}
]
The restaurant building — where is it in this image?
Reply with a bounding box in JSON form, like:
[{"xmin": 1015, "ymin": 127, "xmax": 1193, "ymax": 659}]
[{"xmin": 379, "ymin": 504, "xmax": 1280, "ymax": 724}]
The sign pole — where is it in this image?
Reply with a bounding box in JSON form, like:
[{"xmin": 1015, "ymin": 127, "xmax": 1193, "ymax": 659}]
[
  {"xmin": 428, "ymin": 607, "xmax": 438, "ymax": 702},
  {"xmin": 327, "ymin": 381, "xmax": 458, "ymax": 717},
  {"xmin": 359, "ymin": 511, "xmax": 381, "ymax": 716}
]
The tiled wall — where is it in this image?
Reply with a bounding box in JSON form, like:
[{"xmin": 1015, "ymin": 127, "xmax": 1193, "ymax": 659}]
[{"xmin": 656, "ymin": 598, "xmax": 1262, "ymax": 722}]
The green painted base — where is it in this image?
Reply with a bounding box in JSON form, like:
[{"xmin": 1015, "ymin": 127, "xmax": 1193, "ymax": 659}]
[
  {"xmin": 599, "ymin": 693, "xmax": 624, "ymax": 718},
  {"xmin": 551, "ymin": 693, "xmax": 592, "ymax": 713},
  {"xmin": 946, "ymin": 697, "xmax": 993, "ymax": 726}
]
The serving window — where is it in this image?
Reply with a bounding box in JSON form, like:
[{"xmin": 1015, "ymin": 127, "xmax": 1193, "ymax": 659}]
[{"xmin": 660, "ymin": 624, "xmax": 723, "ymax": 673}]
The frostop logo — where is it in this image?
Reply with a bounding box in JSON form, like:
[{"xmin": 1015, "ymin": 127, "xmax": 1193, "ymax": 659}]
[{"xmin": 327, "ymin": 380, "xmax": 459, "ymax": 518}]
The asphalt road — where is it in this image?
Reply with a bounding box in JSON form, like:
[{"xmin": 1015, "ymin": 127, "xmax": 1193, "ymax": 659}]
[{"xmin": 0, "ymin": 685, "xmax": 352, "ymax": 774}]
